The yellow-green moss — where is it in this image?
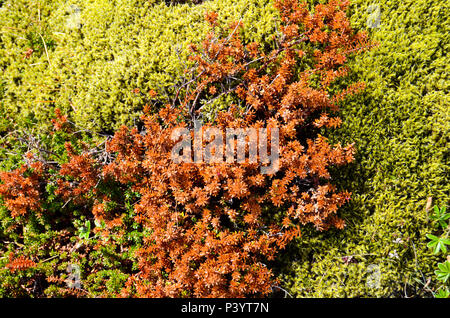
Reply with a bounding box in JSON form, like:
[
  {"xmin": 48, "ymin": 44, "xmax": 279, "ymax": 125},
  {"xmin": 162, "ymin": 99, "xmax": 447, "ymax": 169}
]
[{"xmin": 0, "ymin": 0, "xmax": 278, "ymax": 132}]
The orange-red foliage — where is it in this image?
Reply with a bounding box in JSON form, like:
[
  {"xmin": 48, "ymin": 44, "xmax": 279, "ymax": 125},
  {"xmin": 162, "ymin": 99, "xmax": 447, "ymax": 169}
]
[
  {"xmin": 0, "ymin": 0, "xmax": 371, "ymax": 298},
  {"xmin": 6, "ymin": 256, "xmax": 36, "ymax": 272},
  {"xmin": 0, "ymin": 154, "xmax": 44, "ymax": 218}
]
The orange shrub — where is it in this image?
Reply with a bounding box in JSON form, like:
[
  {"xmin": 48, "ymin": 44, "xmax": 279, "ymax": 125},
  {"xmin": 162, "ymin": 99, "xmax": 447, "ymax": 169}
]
[{"xmin": 0, "ymin": 0, "xmax": 371, "ymax": 297}]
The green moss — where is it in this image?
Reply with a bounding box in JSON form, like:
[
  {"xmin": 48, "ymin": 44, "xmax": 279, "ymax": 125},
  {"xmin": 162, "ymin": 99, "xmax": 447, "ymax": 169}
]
[
  {"xmin": 0, "ymin": 0, "xmax": 278, "ymax": 133},
  {"xmin": 281, "ymin": 0, "xmax": 449, "ymax": 297}
]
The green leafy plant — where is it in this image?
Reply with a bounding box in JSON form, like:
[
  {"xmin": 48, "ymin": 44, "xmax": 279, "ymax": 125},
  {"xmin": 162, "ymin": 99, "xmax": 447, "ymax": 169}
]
[
  {"xmin": 427, "ymin": 205, "xmax": 450, "ymax": 298},
  {"xmin": 435, "ymin": 287, "xmax": 450, "ymax": 299},
  {"xmin": 426, "ymin": 234, "xmax": 450, "ymax": 255},
  {"xmin": 78, "ymin": 220, "xmax": 91, "ymax": 240},
  {"xmin": 430, "ymin": 206, "xmax": 450, "ymax": 230}
]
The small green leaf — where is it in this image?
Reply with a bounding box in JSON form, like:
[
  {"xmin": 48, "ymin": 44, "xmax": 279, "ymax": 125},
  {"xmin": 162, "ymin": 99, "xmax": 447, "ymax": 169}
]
[
  {"xmin": 442, "ymin": 238, "xmax": 450, "ymax": 245},
  {"xmin": 433, "ymin": 205, "xmax": 440, "ymax": 215},
  {"xmin": 435, "ymin": 288, "xmax": 450, "ymax": 299},
  {"xmin": 435, "ymin": 261, "xmax": 450, "ymax": 283}
]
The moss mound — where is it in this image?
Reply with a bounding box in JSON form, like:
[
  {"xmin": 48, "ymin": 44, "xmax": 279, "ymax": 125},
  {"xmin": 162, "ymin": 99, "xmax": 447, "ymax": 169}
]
[
  {"xmin": 281, "ymin": 0, "xmax": 449, "ymax": 297},
  {"xmin": 0, "ymin": 0, "xmax": 278, "ymax": 133}
]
